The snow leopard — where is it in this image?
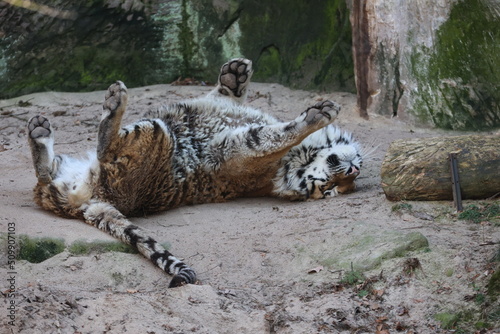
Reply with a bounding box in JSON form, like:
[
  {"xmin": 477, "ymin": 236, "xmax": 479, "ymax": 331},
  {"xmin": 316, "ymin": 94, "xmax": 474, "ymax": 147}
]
[{"xmin": 27, "ymin": 58, "xmax": 364, "ymax": 287}]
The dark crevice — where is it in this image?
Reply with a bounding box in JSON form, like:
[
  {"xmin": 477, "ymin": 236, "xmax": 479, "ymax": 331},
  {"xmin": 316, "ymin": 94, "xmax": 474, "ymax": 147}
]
[
  {"xmin": 217, "ymin": 8, "xmax": 243, "ymax": 38},
  {"xmin": 391, "ymin": 54, "xmax": 405, "ymax": 117}
]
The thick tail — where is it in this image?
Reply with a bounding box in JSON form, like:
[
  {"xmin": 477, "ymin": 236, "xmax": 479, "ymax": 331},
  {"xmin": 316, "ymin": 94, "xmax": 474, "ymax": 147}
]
[{"xmin": 82, "ymin": 200, "xmax": 196, "ymax": 287}]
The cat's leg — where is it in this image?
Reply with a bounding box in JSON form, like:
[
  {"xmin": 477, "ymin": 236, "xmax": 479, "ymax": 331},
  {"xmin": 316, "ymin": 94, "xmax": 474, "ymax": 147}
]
[
  {"xmin": 221, "ymin": 100, "xmax": 341, "ymax": 159},
  {"xmin": 208, "ymin": 58, "xmax": 253, "ymax": 104},
  {"xmin": 97, "ymin": 81, "xmax": 128, "ymax": 162},
  {"xmin": 28, "ymin": 116, "xmax": 95, "ymax": 217},
  {"xmin": 83, "ymin": 200, "xmax": 197, "ymax": 287},
  {"xmin": 27, "ymin": 115, "xmax": 61, "ymax": 184}
]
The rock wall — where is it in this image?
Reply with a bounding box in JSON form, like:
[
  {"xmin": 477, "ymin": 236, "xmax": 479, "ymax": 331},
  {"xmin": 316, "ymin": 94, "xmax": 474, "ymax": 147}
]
[
  {"xmin": 1, "ymin": 0, "xmax": 498, "ymax": 129},
  {"xmin": 350, "ymin": 0, "xmax": 500, "ymax": 129},
  {"xmin": 0, "ymin": 0, "xmax": 354, "ymax": 98},
  {"xmin": 0, "ymin": 0, "xmax": 165, "ymax": 97}
]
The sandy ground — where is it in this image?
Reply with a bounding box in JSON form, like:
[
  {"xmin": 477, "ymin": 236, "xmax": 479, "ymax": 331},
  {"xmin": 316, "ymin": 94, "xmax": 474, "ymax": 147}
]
[{"xmin": 0, "ymin": 82, "xmax": 499, "ymax": 333}]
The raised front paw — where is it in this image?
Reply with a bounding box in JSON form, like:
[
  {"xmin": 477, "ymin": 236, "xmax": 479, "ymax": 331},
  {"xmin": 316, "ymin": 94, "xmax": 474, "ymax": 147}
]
[
  {"xmin": 28, "ymin": 115, "xmax": 52, "ymax": 140},
  {"xmin": 302, "ymin": 100, "xmax": 341, "ymax": 126},
  {"xmin": 103, "ymin": 81, "xmax": 128, "ymax": 115},
  {"xmin": 218, "ymin": 58, "xmax": 253, "ymax": 98}
]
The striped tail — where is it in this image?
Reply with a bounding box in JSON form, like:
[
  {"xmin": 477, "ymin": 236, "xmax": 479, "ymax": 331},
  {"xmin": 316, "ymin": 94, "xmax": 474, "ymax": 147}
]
[{"xmin": 82, "ymin": 200, "xmax": 196, "ymax": 288}]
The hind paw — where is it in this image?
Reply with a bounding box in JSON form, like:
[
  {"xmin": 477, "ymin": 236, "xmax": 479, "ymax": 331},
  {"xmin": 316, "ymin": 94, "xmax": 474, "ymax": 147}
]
[
  {"xmin": 103, "ymin": 81, "xmax": 128, "ymax": 116},
  {"xmin": 28, "ymin": 115, "xmax": 52, "ymax": 140},
  {"xmin": 218, "ymin": 58, "xmax": 253, "ymax": 99}
]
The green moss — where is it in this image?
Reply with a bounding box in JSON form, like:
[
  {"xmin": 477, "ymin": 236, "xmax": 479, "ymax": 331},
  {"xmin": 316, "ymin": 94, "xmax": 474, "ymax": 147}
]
[
  {"xmin": 487, "ymin": 267, "xmax": 500, "ymax": 297},
  {"xmin": 391, "ymin": 202, "xmax": 413, "ymax": 212},
  {"xmin": 357, "ymin": 289, "xmax": 369, "ymax": 298},
  {"xmin": 434, "ymin": 312, "xmax": 460, "ymax": 329},
  {"xmin": 458, "ymin": 203, "xmax": 500, "ymax": 224},
  {"xmin": 409, "ymin": 0, "xmax": 500, "ymax": 130},
  {"xmin": 475, "ymin": 321, "xmax": 491, "ymax": 330},
  {"xmin": 69, "ymin": 240, "xmax": 138, "ymax": 255},
  {"xmin": 340, "ymin": 269, "xmax": 365, "ymax": 286},
  {"xmin": 254, "ymin": 46, "xmax": 282, "ymax": 82},
  {"xmin": 17, "ymin": 235, "xmax": 65, "ymax": 263}
]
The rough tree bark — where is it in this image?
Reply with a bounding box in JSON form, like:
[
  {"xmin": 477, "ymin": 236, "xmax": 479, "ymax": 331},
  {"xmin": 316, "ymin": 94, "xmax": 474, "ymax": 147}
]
[{"xmin": 381, "ymin": 135, "xmax": 500, "ymax": 201}]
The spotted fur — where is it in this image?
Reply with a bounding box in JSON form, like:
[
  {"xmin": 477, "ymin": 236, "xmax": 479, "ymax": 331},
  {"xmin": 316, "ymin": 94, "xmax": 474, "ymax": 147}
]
[{"xmin": 27, "ymin": 58, "xmax": 365, "ymax": 287}]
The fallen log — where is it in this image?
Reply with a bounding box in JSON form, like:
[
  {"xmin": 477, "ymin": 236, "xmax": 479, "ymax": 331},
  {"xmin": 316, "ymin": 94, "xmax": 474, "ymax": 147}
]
[{"xmin": 380, "ymin": 135, "xmax": 500, "ymax": 201}]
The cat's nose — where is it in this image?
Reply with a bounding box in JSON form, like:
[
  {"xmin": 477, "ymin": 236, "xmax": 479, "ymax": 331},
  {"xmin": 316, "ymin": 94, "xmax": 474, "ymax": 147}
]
[{"xmin": 346, "ymin": 166, "xmax": 360, "ymax": 176}]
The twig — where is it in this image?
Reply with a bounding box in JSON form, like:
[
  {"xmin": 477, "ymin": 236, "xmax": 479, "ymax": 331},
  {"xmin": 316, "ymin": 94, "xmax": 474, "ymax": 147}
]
[
  {"xmin": 328, "ymin": 269, "xmax": 344, "ymax": 274},
  {"xmin": 199, "ymin": 262, "xmax": 222, "ymax": 274},
  {"xmin": 486, "ymin": 192, "xmax": 500, "ymax": 200},
  {"xmin": 0, "ymin": 111, "xmax": 30, "ymax": 122},
  {"xmin": 0, "ymin": 98, "xmax": 34, "ymax": 109},
  {"xmin": 479, "ymin": 241, "xmax": 499, "ymax": 246},
  {"xmin": 80, "ymin": 120, "xmax": 99, "ymax": 127},
  {"xmin": 55, "ymin": 140, "xmax": 86, "ymax": 145}
]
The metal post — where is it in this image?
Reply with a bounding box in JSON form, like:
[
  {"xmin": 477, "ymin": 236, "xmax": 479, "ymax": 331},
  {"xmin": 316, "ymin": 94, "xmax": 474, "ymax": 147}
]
[{"xmin": 449, "ymin": 153, "xmax": 463, "ymax": 212}]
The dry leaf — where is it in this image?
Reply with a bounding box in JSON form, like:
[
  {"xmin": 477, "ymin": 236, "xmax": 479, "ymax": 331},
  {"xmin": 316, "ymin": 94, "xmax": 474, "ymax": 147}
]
[
  {"xmin": 397, "ymin": 305, "xmax": 409, "ymax": 316},
  {"xmin": 188, "ymin": 296, "xmax": 202, "ymax": 304},
  {"xmin": 376, "ymin": 322, "xmax": 390, "ymax": 334},
  {"xmin": 307, "ymin": 266, "xmax": 324, "ymax": 274},
  {"xmin": 395, "ymin": 321, "xmax": 406, "ymax": 331}
]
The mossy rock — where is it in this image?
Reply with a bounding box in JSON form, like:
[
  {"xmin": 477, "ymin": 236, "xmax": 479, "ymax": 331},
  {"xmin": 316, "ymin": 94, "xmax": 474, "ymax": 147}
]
[
  {"xmin": 409, "ymin": 0, "xmax": 500, "ymax": 130},
  {"xmin": 306, "ymin": 227, "xmax": 430, "ymax": 272},
  {"xmin": 0, "ymin": 0, "xmax": 164, "ymax": 98},
  {"xmin": 0, "ymin": 0, "xmax": 354, "ymax": 98},
  {"xmin": 333, "ymin": 231, "xmax": 429, "ymax": 271}
]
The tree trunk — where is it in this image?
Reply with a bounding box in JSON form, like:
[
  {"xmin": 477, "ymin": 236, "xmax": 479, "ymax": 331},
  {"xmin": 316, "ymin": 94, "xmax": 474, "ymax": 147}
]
[{"xmin": 380, "ymin": 135, "xmax": 500, "ymax": 201}]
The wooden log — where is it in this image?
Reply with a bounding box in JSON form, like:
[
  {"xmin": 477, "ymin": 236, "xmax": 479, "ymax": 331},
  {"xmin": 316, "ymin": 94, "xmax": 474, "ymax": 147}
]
[{"xmin": 380, "ymin": 135, "xmax": 500, "ymax": 201}]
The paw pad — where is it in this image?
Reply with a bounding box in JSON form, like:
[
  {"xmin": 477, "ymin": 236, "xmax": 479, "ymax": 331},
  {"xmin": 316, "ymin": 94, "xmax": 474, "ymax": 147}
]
[
  {"xmin": 28, "ymin": 115, "xmax": 51, "ymax": 139},
  {"xmin": 103, "ymin": 81, "xmax": 128, "ymax": 113},
  {"xmin": 304, "ymin": 100, "xmax": 341, "ymax": 124},
  {"xmin": 218, "ymin": 58, "xmax": 253, "ymax": 97}
]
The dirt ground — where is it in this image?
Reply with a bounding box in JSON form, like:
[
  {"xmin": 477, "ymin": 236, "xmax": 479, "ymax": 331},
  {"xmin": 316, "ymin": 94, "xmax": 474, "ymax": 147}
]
[{"xmin": 1, "ymin": 82, "xmax": 499, "ymax": 333}]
